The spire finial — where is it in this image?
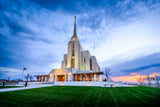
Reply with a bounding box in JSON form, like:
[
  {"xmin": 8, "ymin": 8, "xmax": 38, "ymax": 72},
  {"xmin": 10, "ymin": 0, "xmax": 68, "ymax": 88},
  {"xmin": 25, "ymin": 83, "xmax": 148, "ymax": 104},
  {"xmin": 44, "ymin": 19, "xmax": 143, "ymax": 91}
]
[
  {"xmin": 75, "ymin": 16, "xmax": 76, "ymax": 22},
  {"xmin": 72, "ymin": 16, "xmax": 77, "ymax": 38}
]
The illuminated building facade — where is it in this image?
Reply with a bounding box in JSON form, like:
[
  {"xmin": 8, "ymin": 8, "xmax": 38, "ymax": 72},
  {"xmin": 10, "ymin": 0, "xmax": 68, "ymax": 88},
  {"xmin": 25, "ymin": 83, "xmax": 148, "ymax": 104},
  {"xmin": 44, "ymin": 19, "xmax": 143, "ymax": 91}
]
[{"xmin": 36, "ymin": 16, "xmax": 103, "ymax": 82}]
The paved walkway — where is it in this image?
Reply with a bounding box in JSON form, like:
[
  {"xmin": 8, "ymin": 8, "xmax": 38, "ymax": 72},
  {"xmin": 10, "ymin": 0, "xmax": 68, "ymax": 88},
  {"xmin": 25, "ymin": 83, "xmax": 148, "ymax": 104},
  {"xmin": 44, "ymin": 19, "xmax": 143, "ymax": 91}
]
[{"xmin": 0, "ymin": 84, "xmax": 54, "ymax": 92}]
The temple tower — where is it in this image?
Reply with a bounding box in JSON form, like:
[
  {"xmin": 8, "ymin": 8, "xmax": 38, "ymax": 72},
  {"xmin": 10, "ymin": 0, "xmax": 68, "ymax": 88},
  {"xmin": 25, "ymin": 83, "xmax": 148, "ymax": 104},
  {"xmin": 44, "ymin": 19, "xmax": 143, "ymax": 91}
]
[
  {"xmin": 61, "ymin": 16, "xmax": 100, "ymax": 72},
  {"xmin": 66, "ymin": 16, "xmax": 82, "ymax": 70}
]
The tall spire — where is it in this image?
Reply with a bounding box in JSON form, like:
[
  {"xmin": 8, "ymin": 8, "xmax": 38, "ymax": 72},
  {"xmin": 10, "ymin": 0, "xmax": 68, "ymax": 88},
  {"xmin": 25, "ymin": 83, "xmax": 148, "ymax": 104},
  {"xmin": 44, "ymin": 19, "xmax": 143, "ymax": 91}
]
[{"xmin": 73, "ymin": 16, "xmax": 77, "ymax": 37}]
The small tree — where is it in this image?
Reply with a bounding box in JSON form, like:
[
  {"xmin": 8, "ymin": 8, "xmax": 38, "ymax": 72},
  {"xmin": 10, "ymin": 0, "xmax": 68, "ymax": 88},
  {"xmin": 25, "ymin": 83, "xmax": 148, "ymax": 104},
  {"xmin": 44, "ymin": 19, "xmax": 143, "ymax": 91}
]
[
  {"xmin": 152, "ymin": 74, "xmax": 160, "ymax": 88},
  {"xmin": 146, "ymin": 74, "xmax": 152, "ymax": 87},
  {"xmin": 30, "ymin": 76, "xmax": 33, "ymax": 81},
  {"xmin": 25, "ymin": 73, "xmax": 30, "ymax": 81},
  {"xmin": 104, "ymin": 68, "xmax": 111, "ymax": 81},
  {"xmin": 137, "ymin": 76, "xmax": 145, "ymax": 86},
  {"xmin": 25, "ymin": 73, "xmax": 33, "ymax": 81}
]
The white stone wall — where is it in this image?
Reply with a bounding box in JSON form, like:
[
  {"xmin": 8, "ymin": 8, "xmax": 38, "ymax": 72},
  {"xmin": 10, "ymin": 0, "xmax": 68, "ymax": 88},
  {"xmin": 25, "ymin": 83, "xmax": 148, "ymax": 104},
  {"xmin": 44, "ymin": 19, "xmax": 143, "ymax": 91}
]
[
  {"xmin": 18, "ymin": 82, "xmax": 50, "ymax": 86},
  {"xmin": 81, "ymin": 50, "xmax": 91, "ymax": 71},
  {"xmin": 78, "ymin": 44, "xmax": 83, "ymax": 71},
  {"xmin": 74, "ymin": 41, "xmax": 79, "ymax": 70},
  {"xmin": 61, "ymin": 34, "xmax": 100, "ymax": 72},
  {"xmin": 90, "ymin": 56, "xmax": 100, "ymax": 72},
  {"xmin": 49, "ymin": 68, "xmax": 73, "ymax": 82},
  {"xmin": 54, "ymin": 81, "xmax": 123, "ymax": 87},
  {"xmin": 62, "ymin": 54, "xmax": 68, "ymax": 68},
  {"xmin": 67, "ymin": 42, "xmax": 72, "ymax": 68}
]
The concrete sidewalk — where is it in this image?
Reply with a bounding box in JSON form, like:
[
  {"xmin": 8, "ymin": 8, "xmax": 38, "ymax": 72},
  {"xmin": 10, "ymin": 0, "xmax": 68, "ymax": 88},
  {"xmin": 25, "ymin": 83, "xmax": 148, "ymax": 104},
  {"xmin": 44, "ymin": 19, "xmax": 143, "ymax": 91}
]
[{"xmin": 0, "ymin": 84, "xmax": 54, "ymax": 92}]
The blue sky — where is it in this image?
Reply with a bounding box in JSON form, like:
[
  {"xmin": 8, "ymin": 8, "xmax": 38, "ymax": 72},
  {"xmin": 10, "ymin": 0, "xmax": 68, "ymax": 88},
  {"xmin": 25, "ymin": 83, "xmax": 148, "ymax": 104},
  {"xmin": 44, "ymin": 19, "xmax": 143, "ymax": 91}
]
[{"xmin": 0, "ymin": 0, "xmax": 160, "ymax": 81}]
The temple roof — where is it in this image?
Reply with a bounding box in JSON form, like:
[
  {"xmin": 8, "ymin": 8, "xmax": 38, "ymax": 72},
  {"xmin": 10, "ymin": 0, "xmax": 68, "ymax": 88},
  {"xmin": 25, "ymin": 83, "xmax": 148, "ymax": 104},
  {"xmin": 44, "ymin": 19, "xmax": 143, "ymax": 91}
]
[{"xmin": 73, "ymin": 70, "xmax": 103, "ymax": 74}]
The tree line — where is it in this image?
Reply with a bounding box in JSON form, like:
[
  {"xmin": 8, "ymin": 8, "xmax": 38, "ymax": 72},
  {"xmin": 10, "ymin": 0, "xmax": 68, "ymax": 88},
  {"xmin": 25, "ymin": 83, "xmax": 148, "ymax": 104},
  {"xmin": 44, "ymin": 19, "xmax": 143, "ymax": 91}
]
[{"xmin": 137, "ymin": 73, "xmax": 160, "ymax": 88}]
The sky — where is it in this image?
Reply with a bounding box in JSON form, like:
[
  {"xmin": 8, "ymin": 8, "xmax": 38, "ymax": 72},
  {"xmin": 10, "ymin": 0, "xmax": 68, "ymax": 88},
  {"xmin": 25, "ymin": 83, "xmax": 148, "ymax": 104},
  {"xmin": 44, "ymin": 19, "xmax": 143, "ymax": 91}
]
[{"xmin": 0, "ymin": 0, "xmax": 160, "ymax": 82}]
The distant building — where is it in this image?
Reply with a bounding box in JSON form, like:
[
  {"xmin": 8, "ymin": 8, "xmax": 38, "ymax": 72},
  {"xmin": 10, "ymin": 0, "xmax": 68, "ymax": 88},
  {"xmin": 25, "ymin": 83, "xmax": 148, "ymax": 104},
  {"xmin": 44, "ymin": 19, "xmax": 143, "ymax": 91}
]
[{"xmin": 35, "ymin": 16, "xmax": 103, "ymax": 82}]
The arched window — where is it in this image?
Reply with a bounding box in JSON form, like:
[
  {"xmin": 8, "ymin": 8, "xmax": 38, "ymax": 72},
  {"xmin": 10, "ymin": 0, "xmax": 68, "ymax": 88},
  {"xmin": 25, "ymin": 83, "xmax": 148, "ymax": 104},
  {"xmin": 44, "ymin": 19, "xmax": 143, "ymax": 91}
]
[
  {"xmin": 72, "ymin": 42, "xmax": 74, "ymax": 48},
  {"xmin": 90, "ymin": 59, "xmax": 92, "ymax": 70},
  {"xmin": 72, "ymin": 42, "xmax": 74, "ymax": 56},
  {"xmin": 71, "ymin": 58, "xmax": 75, "ymax": 68},
  {"xmin": 84, "ymin": 58, "xmax": 86, "ymax": 70},
  {"xmin": 72, "ymin": 50, "xmax": 74, "ymax": 56}
]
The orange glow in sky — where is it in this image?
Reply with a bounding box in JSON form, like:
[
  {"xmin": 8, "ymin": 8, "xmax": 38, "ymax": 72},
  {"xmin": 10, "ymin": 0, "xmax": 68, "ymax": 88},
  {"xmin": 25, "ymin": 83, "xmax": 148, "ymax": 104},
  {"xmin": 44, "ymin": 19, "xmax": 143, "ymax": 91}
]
[{"xmin": 112, "ymin": 72, "xmax": 159, "ymax": 83}]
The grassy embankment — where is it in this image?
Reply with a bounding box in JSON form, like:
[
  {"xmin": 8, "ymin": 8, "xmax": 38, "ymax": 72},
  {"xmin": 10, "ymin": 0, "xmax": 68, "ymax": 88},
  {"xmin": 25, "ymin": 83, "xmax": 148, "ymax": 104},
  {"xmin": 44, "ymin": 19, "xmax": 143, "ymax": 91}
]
[{"xmin": 0, "ymin": 86, "xmax": 160, "ymax": 107}]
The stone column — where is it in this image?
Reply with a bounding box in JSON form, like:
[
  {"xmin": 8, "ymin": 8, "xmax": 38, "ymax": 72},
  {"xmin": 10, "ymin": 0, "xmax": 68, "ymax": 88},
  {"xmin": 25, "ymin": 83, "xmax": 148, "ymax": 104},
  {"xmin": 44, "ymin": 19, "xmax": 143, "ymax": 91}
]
[
  {"xmin": 44, "ymin": 76, "xmax": 46, "ymax": 82},
  {"xmin": 43, "ymin": 76, "xmax": 45, "ymax": 82},
  {"xmin": 76, "ymin": 75, "xmax": 78, "ymax": 81},
  {"xmin": 87, "ymin": 74, "xmax": 89, "ymax": 81},
  {"xmin": 46, "ymin": 76, "xmax": 48, "ymax": 82},
  {"xmin": 73, "ymin": 74, "xmax": 75, "ymax": 81},
  {"xmin": 91, "ymin": 74, "xmax": 92, "ymax": 81},
  {"xmin": 54, "ymin": 75, "xmax": 55, "ymax": 82},
  {"xmin": 66, "ymin": 74, "xmax": 68, "ymax": 81},
  {"xmin": 92, "ymin": 74, "xmax": 94, "ymax": 81},
  {"xmin": 55, "ymin": 75, "xmax": 57, "ymax": 82},
  {"xmin": 40, "ymin": 76, "xmax": 42, "ymax": 82},
  {"xmin": 36, "ymin": 76, "xmax": 39, "ymax": 82},
  {"xmin": 85, "ymin": 74, "xmax": 87, "ymax": 81},
  {"xmin": 90, "ymin": 74, "xmax": 92, "ymax": 81},
  {"xmin": 80, "ymin": 74, "xmax": 82, "ymax": 81},
  {"xmin": 92, "ymin": 74, "xmax": 95, "ymax": 81},
  {"xmin": 68, "ymin": 74, "xmax": 69, "ymax": 81},
  {"xmin": 48, "ymin": 76, "xmax": 49, "ymax": 82},
  {"xmin": 82, "ymin": 74, "xmax": 85, "ymax": 81},
  {"xmin": 53, "ymin": 75, "xmax": 54, "ymax": 82},
  {"xmin": 94, "ymin": 74, "xmax": 96, "ymax": 81},
  {"xmin": 65, "ymin": 74, "xmax": 66, "ymax": 81},
  {"xmin": 71, "ymin": 74, "xmax": 73, "ymax": 81}
]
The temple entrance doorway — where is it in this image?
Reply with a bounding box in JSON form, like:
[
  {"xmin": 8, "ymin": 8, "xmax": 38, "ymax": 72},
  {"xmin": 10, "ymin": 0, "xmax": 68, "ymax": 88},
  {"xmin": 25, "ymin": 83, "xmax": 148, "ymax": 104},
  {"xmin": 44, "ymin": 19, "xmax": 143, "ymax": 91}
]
[{"xmin": 57, "ymin": 75, "xmax": 65, "ymax": 81}]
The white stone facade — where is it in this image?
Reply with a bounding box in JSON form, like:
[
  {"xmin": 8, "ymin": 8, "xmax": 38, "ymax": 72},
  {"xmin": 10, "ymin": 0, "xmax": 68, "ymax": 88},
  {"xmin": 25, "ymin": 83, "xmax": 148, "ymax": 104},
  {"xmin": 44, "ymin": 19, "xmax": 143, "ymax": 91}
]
[
  {"xmin": 36, "ymin": 16, "xmax": 103, "ymax": 83},
  {"xmin": 49, "ymin": 68, "xmax": 102, "ymax": 82},
  {"xmin": 61, "ymin": 16, "xmax": 100, "ymax": 72}
]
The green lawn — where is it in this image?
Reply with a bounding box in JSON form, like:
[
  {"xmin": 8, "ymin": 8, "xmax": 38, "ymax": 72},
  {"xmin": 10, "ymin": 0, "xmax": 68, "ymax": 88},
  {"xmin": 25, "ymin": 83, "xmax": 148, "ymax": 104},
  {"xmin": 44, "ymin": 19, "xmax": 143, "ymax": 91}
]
[
  {"xmin": 0, "ymin": 86, "xmax": 23, "ymax": 89},
  {"xmin": 0, "ymin": 86, "xmax": 160, "ymax": 107}
]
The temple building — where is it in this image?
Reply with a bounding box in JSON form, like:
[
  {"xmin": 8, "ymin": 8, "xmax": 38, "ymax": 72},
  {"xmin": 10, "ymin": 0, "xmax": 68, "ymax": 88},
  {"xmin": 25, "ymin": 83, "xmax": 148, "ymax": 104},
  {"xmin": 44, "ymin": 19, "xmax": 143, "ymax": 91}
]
[{"xmin": 36, "ymin": 16, "xmax": 103, "ymax": 82}]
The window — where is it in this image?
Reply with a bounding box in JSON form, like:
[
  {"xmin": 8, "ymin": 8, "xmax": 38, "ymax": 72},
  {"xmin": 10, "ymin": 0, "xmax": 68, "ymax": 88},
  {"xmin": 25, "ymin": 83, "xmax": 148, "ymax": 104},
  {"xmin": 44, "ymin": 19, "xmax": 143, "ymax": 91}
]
[
  {"xmin": 84, "ymin": 58, "xmax": 86, "ymax": 70},
  {"xmin": 71, "ymin": 58, "xmax": 75, "ymax": 68},
  {"xmin": 73, "ymin": 42, "xmax": 74, "ymax": 48},
  {"xmin": 84, "ymin": 58, "xmax": 86, "ymax": 63},
  {"xmin": 66, "ymin": 61, "xmax": 67, "ymax": 66},
  {"xmin": 90, "ymin": 59, "xmax": 92, "ymax": 70},
  {"xmin": 72, "ymin": 50, "xmax": 74, "ymax": 56},
  {"xmin": 72, "ymin": 42, "xmax": 74, "ymax": 56}
]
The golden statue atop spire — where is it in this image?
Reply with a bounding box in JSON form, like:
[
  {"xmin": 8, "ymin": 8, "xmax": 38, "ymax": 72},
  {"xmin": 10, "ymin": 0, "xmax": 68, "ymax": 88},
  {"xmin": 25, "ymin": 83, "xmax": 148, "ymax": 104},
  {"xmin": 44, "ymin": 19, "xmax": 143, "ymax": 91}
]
[{"xmin": 75, "ymin": 16, "xmax": 76, "ymax": 22}]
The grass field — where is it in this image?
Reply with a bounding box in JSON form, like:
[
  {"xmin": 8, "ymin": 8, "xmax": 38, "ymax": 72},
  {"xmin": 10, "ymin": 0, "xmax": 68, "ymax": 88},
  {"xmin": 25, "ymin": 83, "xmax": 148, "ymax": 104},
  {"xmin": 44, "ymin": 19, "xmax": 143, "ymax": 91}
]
[
  {"xmin": 0, "ymin": 86, "xmax": 160, "ymax": 107},
  {"xmin": 0, "ymin": 86, "xmax": 23, "ymax": 89}
]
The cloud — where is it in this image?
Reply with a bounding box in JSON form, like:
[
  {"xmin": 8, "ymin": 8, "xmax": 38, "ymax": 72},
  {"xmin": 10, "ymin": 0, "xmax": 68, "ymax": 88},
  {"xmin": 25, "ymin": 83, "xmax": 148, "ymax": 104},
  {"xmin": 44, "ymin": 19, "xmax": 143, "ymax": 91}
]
[
  {"xmin": 112, "ymin": 72, "xmax": 160, "ymax": 83},
  {"xmin": 100, "ymin": 53, "xmax": 160, "ymax": 78},
  {"xmin": 0, "ymin": 0, "xmax": 160, "ymax": 82},
  {"xmin": 0, "ymin": 67, "xmax": 21, "ymax": 72},
  {"xmin": 2, "ymin": 15, "xmax": 34, "ymax": 35},
  {"xmin": 121, "ymin": 63, "xmax": 160, "ymax": 73}
]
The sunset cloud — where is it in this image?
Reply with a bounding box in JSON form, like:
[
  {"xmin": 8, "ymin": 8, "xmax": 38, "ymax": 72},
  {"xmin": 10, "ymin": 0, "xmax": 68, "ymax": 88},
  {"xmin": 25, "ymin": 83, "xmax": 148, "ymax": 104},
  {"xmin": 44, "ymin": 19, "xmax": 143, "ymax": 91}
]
[{"xmin": 112, "ymin": 72, "xmax": 160, "ymax": 83}]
